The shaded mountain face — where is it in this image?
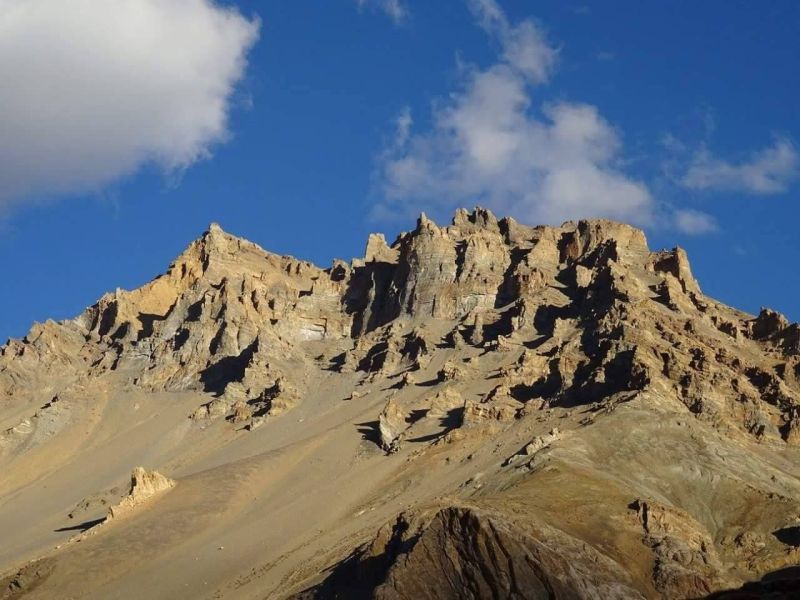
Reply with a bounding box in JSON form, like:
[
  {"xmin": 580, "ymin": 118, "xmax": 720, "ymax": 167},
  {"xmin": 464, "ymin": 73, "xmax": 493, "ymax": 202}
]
[{"xmin": 2, "ymin": 208, "xmax": 800, "ymax": 599}]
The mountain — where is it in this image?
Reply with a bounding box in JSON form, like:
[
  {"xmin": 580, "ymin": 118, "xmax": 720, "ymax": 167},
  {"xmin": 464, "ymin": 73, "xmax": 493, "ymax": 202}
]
[{"xmin": 1, "ymin": 208, "xmax": 800, "ymax": 599}]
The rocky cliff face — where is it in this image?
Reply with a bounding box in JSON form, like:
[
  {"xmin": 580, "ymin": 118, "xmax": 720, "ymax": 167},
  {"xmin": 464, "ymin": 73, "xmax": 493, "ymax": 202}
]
[{"xmin": 2, "ymin": 208, "xmax": 800, "ymax": 599}]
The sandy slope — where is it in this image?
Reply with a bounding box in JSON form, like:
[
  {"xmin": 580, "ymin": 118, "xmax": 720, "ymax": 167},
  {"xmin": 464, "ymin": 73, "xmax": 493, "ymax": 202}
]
[
  {"xmin": 4, "ymin": 360, "xmax": 800, "ymax": 598},
  {"xmin": 1, "ymin": 344, "xmax": 509, "ymax": 598}
]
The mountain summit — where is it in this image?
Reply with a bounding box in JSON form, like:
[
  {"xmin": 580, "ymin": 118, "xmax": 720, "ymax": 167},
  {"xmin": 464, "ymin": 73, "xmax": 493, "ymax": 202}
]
[{"xmin": 2, "ymin": 208, "xmax": 800, "ymax": 598}]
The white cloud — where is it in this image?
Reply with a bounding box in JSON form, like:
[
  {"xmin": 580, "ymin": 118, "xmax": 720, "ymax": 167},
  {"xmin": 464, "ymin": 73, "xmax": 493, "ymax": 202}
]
[
  {"xmin": 682, "ymin": 138, "xmax": 799, "ymax": 195},
  {"xmin": 469, "ymin": 0, "xmax": 557, "ymax": 84},
  {"xmin": 357, "ymin": 0, "xmax": 409, "ymax": 24},
  {"xmin": 0, "ymin": 0, "xmax": 260, "ymax": 210},
  {"xmin": 673, "ymin": 209, "xmax": 718, "ymax": 235},
  {"xmin": 393, "ymin": 107, "xmax": 413, "ymax": 149},
  {"xmin": 375, "ymin": 1, "xmax": 654, "ymax": 226}
]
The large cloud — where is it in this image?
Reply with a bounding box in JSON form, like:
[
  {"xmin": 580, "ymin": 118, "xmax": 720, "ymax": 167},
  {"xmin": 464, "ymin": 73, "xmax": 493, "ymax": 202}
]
[
  {"xmin": 0, "ymin": 0, "xmax": 260, "ymax": 209},
  {"xmin": 375, "ymin": 0, "xmax": 654, "ymax": 226}
]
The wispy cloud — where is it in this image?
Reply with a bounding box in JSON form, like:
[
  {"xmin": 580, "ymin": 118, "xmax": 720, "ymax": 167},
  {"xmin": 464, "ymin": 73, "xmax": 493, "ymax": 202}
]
[
  {"xmin": 469, "ymin": 0, "xmax": 558, "ymax": 84},
  {"xmin": 356, "ymin": 0, "xmax": 409, "ymax": 24},
  {"xmin": 0, "ymin": 0, "xmax": 260, "ymax": 212},
  {"xmin": 374, "ymin": 0, "xmax": 654, "ymax": 226},
  {"xmin": 392, "ymin": 107, "xmax": 413, "ymax": 150},
  {"xmin": 682, "ymin": 138, "xmax": 799, "ymax": 195},
  {"xmin": 673, "ymin": 209, "xmax": 718, "ymax": 235}
]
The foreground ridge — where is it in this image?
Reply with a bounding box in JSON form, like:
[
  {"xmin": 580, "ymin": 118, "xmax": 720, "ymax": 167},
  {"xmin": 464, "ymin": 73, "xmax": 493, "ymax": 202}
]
[{"xmin": 1, "ymin": 208, "xmax": 800, "ymax": 598}]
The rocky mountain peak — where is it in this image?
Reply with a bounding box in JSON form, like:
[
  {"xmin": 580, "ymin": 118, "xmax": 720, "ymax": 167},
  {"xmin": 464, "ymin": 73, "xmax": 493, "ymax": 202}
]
[
  {"xmin": 2, "ymin": 208, "xmax": 800, "ymax": 597},
  {"xmin": 2, "ymin": 207, "xmax": 791, "ymax": 438}
]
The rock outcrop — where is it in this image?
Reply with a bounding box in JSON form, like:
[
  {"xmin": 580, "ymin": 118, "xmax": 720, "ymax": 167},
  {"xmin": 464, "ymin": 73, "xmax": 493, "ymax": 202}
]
[
  {"xmin": 298, "ymin": 507, "xmax": 645, "ymax": 599},
  {"xmin": 107, "ymin": 467, "xmax": 175, "ymax": 519}
]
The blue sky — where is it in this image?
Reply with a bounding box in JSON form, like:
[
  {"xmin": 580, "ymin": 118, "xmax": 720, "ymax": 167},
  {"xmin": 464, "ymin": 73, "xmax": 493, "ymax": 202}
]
[{"xmin": 1, "ymin": 0, "xmax": 798, "ymax": 340}]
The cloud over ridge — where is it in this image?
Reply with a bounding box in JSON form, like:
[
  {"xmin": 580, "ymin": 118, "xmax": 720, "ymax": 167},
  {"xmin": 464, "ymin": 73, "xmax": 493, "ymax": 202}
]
[
  {"xmin": 0, "ymin": 0, "xmax": 260, "ymax": 209},
  {"xmin": 374, "ymin": 0, "xmax": 654, "ymax": 226}
]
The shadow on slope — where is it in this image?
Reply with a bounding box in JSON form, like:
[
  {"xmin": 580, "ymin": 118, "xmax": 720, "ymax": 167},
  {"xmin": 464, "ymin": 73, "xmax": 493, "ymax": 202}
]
[{"xmin": 704, "ymin": 566, "xmax": 800, "ymax": 599}]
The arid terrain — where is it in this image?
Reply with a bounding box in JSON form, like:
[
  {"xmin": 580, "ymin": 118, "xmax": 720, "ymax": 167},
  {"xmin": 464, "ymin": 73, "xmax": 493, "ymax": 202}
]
[{"xmin": 2, "ymin": 208, "xmax": 800, "ymax": 599}]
